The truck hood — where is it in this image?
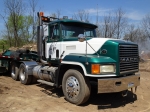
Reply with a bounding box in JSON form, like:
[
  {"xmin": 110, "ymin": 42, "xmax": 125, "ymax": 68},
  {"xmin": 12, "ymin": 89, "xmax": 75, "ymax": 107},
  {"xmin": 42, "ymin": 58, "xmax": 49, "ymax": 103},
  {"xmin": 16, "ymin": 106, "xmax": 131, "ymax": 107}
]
[{"xmin": 63, "ymin": 37, "xmax": 125, "ymax": 55}]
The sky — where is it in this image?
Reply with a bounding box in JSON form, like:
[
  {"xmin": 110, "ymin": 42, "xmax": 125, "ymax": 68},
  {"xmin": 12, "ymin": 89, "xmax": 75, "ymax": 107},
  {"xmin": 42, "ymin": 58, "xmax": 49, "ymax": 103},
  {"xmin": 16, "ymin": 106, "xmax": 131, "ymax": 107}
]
[
  {"xmin": 0, "ymin": 0, "xmax": 150, "ymax": 30},
  {"xmin": 36, "ymin": 0, "xmax": 150, "ymax": 21}
]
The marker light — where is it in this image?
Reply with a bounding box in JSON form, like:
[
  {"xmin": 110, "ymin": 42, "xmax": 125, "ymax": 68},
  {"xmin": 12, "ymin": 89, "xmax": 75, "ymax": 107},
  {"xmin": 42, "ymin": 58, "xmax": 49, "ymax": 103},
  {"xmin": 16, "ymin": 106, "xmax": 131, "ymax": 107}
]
[
  {"xmin": 91, "ymin": 64, "xmax": 100, "ymax": 74},
  {"xmin": 42, "ymin": 17, "xmax": 50, "ymax": 22},
  {"xmin": 40, "ymin": 12, "xmax": 44, "ymax": 16}
]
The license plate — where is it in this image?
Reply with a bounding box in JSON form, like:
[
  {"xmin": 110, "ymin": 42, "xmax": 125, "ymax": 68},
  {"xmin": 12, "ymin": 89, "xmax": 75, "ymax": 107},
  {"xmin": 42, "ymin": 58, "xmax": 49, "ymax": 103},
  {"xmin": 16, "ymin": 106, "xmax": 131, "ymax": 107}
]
[{"xmin": 128, "ymin": 83, "xmax": 134, "ymax": 88}]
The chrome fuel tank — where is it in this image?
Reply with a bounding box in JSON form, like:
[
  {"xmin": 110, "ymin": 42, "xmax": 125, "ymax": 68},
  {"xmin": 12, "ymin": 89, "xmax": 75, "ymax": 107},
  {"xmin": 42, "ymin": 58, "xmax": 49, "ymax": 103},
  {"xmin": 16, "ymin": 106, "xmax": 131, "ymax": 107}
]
[{"xmin": 33, "ymin": 65, "xmax": 58, "ymax": 82}]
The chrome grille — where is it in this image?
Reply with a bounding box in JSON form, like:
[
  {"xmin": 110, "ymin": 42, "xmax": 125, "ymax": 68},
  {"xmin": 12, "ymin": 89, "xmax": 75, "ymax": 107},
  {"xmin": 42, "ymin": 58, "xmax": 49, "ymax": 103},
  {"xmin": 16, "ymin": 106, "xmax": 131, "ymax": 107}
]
[{"xmin": 119, "ymin": 45, "xmax": 139, "ymax": 74}]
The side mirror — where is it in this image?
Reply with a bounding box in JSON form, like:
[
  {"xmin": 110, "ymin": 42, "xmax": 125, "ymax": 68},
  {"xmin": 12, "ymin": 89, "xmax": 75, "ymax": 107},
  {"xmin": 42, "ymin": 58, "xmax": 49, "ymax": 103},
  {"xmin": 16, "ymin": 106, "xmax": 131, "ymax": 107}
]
[{"xmin": 78, "ymin": 34, "xmax": 85, "ymax": 42}]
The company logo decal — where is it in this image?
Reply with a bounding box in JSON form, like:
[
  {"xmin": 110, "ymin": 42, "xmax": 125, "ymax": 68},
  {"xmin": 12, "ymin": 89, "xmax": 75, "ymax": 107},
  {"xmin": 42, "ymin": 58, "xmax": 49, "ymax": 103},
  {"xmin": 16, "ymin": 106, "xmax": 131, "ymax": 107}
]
[{"xmin": 120, "ymin": 57, "xmax": 138, "ymax": 62}]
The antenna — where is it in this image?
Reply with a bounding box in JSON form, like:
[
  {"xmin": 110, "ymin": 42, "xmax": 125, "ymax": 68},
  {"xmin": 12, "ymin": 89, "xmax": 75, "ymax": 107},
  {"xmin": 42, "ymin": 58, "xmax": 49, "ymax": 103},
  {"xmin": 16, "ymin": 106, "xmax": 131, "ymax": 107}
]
[{"xmin": 96, "ymin": 4, "xmax": 99, "ymax": 25}]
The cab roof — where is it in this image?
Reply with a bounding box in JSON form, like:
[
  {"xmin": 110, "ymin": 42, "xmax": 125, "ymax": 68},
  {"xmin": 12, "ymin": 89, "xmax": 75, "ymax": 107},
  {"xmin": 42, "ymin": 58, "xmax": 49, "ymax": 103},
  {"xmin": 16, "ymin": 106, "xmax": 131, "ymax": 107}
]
[{"xmin": 49, "ymin": 19, "xmax": 98, "ymax": 28}]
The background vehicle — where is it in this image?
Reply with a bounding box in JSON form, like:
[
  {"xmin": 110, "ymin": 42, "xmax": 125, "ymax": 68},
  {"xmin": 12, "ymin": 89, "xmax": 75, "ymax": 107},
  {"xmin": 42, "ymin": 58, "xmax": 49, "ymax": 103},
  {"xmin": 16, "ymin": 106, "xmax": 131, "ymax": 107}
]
[{"xmin": 0, "ymin": 12, "xmax": 140, "ymax": 105}]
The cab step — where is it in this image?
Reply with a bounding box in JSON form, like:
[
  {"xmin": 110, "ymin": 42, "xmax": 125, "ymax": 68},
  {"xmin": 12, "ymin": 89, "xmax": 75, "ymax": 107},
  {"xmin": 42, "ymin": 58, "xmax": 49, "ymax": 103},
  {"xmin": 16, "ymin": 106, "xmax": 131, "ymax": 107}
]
[{"xmin": 37, "ymin": 80, "xmax": 54, "ymax": 86}]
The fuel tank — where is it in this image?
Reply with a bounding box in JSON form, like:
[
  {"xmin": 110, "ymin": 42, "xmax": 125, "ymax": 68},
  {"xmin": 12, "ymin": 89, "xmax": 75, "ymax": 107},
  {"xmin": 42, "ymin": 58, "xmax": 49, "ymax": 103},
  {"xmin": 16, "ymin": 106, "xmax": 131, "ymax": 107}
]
[{"xmin": 33, "ymin": 65, "xmax": 58, "ymax": 82}]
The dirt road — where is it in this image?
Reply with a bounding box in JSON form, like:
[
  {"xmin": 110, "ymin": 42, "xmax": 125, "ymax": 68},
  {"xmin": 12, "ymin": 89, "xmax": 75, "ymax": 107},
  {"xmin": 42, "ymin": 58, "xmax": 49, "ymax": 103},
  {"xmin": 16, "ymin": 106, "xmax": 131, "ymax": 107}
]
[{"xmin": 0, "ymin": 62, "xmax": 150, "ymax": 112}]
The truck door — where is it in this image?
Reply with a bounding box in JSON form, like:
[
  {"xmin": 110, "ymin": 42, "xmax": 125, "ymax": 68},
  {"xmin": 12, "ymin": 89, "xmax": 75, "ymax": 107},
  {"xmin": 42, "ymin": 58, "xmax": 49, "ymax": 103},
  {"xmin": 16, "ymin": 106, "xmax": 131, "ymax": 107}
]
[{"xmin": 45, "ymin": 24, "xmax": 62, "ymax": 64}]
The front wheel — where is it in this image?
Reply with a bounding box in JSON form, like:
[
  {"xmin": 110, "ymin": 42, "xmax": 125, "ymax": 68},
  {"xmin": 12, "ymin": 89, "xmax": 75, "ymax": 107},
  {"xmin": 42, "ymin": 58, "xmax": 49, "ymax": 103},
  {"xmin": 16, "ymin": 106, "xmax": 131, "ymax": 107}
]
[
  {"xmin": 62, "ymin": 69, "xmax": 91, "ymax": 105},
  {"xmin": 18, "ymin": 63, "xmax": 32, "ymax": 85}
]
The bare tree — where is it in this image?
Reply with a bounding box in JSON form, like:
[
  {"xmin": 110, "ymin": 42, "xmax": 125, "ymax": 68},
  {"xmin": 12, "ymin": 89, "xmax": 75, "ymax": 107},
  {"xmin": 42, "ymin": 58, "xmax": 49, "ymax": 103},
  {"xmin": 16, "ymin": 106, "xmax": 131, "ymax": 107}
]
[
  {"xmin": 73, "ymin": 9, "xmax": 90, "ymax": 22},
  {"xmin": 113, "ymin": 8, "xmax": 127, "ymax": 39},
  {"xmin": 98, "ymin": 8, "xmax": 127, "ymax": 39},
  {"xmin": 103, "ymin": 13, "xmax": 115, "ymax": 38},
  {"xmin": 29, "ymin": 0, "xmax": 38, "ymax": 41},
  {"xmin": 98, "ymin": 13, "xmax": 113, "ymax": 38},
  {"xmin": 56, "ymin": 9, "xmax": 61, "ymax": 18},
  {"xmin": 4, "ymin": 0, "xmax": 24, "ymax": 47},
  {"xmin": 124, "ymin": 24, "xmax": 147, "ymax": 45},
  {"xmin": 141, "ymin": 13, "xmax": 150, "ymax": 39},
  {"xmin": 124, "ymin": 24, "xmax": 139, "ymax": 42},
  {"xmin": 95, "ymin": 4, "xmax": 101, "ymax": 37},
  {"xmin": 50, "ymin": 10, "xmax": 61, "ymax": 19}
]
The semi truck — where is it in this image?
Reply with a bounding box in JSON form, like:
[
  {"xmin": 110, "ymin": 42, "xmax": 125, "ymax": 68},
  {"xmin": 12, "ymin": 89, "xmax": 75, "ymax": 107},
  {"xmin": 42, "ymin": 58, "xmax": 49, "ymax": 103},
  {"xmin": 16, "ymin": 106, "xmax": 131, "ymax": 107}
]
[{"xmin": 0, "ymin": 12, "xmax": 140, "ymax": 105}]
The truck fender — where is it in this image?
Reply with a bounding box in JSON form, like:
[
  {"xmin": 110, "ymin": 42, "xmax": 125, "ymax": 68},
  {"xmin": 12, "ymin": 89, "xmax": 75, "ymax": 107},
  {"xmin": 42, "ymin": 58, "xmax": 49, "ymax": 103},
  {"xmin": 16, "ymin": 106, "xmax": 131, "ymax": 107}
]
[
  {"xmin": 61, "ymin": 61, "xmax": 87, "ymax": 75},
  {"xmin": 55, "ymin": 61, "xmax": 87, "ymax": 88},
  {"xmin": 19, "ymin": 61, "xmax": 38, "ymax": 75}
]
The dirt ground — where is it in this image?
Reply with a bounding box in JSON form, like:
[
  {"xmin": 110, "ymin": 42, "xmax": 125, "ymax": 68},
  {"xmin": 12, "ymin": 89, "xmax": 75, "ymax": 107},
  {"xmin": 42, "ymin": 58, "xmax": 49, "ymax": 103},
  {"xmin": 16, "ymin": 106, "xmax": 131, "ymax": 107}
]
[{"xmin": 0, "ymin": 61, "xmax": 150, "ymax": 112}]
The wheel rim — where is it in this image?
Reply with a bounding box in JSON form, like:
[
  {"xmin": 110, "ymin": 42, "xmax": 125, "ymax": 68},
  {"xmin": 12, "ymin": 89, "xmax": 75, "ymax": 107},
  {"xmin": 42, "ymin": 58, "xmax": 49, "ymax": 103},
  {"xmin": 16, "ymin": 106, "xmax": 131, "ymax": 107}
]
[
  {"xmin": 66, "ymin": 76, "xmax": 80, "ymax": 98},
  {"xmin": 20, "ymin": 68, "xmax": 26, "ymax": 81},
  {"xmin": 11, "ymin": 65, "xmax": 15, "ymax": 77}
]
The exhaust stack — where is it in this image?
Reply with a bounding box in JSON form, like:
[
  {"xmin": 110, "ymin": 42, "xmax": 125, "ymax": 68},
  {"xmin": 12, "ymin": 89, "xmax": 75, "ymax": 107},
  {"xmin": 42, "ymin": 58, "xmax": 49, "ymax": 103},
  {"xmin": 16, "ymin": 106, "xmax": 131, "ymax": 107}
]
[{"xmin": 37, "ymin": 12, "xmax": 48, "ymax": 64}]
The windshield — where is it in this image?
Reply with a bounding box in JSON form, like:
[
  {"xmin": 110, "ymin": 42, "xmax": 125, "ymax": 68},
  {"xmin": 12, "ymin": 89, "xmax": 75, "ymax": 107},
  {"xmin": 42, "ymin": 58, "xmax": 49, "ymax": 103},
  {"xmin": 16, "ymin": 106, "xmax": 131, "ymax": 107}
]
[{"xmin": 61, "ymin": 23, "xmax": 97, "ymax": 38}]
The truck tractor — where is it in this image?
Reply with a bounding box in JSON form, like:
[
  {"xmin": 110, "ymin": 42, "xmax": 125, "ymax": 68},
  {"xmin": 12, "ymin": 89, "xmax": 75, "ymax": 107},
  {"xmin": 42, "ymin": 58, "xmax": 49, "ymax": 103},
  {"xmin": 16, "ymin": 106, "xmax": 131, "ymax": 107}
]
[{"xmin": 0, "ymin": 12, "xmax": 140, "ymax": 105}]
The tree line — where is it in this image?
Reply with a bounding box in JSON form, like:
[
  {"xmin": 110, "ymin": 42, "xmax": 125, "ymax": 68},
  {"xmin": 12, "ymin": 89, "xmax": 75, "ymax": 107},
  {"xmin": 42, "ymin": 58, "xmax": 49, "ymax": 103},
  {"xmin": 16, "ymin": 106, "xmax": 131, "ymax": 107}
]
[
  {"xmin": 0, "ymin": 0, "xmax": 38, "ymax": 49},
  {"xmin": 0, "ymin": 0, "xmax": 150, "ymax": 52},
  {"xmin": 74, "ymin": 9, "xmax": 150, "ymax": 41}
]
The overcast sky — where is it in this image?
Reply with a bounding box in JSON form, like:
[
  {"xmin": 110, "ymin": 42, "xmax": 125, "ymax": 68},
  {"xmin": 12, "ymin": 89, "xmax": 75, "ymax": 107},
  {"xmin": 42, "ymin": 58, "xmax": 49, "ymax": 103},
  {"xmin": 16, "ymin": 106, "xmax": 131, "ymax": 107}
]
[{"xmin": 0, "ymin": 0, "xmax": 150, "ymax": 31}]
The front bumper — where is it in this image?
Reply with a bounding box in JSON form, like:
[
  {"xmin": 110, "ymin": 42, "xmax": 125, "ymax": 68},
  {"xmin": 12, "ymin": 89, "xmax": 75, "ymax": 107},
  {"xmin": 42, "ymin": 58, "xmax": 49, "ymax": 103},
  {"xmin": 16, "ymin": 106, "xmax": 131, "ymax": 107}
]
[{"xmin": 98, "ymin": 73, "xmax": 140, "ymax": 93}]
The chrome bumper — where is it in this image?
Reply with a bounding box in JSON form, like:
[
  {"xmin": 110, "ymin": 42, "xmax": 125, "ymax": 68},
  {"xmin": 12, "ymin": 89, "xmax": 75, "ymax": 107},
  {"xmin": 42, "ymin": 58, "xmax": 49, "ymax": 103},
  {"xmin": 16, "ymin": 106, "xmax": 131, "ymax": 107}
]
[{"xmin": 98, "ymin": 73, "xmax": 140, "ymax": 93}]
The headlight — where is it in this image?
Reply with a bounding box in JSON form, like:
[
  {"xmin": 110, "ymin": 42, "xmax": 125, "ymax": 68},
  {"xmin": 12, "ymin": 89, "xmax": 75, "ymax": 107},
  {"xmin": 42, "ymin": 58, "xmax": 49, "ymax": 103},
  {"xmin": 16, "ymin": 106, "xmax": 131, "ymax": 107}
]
[
  {"xmin": 91, "ymin": 64, "xmax": 115, "ymax": 74},
  {"xmin": 100, "ymin": 65, "xmax": 115, "ymax": 73}
]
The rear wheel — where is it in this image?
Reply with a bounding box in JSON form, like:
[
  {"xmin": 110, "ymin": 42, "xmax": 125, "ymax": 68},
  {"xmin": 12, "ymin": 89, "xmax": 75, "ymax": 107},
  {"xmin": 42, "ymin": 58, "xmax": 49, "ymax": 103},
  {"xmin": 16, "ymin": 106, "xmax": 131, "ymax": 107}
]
[
  {"xmin": 62, "ymin": 69, "xmax": 91, "ymax": 105},
  {"xmin": 19, "ymin": 63, "xmax": 32, "ymax": 85},
  {"xmin": 31, "ymin": 77, "xmax": 37, "ymax": 84},
  {"xmin": 11, "ymin": 62, "xmax": 19, "ymax": 81}
]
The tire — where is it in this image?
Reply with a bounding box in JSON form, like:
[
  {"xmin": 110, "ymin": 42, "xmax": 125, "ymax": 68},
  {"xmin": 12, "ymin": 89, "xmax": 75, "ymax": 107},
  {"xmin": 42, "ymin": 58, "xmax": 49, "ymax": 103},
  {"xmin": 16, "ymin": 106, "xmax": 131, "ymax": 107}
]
[
  {"xmin": 62, "ymin": 69, "xmax": 91, "ymax": 105},
  {"xmin": 11, "ymin": 62, "xmax": 19, "ymax": 81},
  {"xmin": 31, "ymin": 77, "xmax": 37, "ymax": 84},
  {"xmin": 19, "ymin": 63, "xmax": 32, "ymax": 85}
]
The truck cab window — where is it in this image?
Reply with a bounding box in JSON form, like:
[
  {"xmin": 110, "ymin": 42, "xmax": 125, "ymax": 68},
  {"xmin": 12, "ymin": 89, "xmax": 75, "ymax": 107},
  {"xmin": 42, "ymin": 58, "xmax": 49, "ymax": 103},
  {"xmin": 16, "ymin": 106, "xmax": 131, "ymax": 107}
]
[
  {"xmin": 61, "ymin": 23, "xmax": 97, "ymax": 38},
  {"xmin": 50, "ymin": 25, "xmax": 59, "ymax": 40},
  {"xmin": 84, "ymin": 30, "xmax": 95, "ymax": 37}
]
